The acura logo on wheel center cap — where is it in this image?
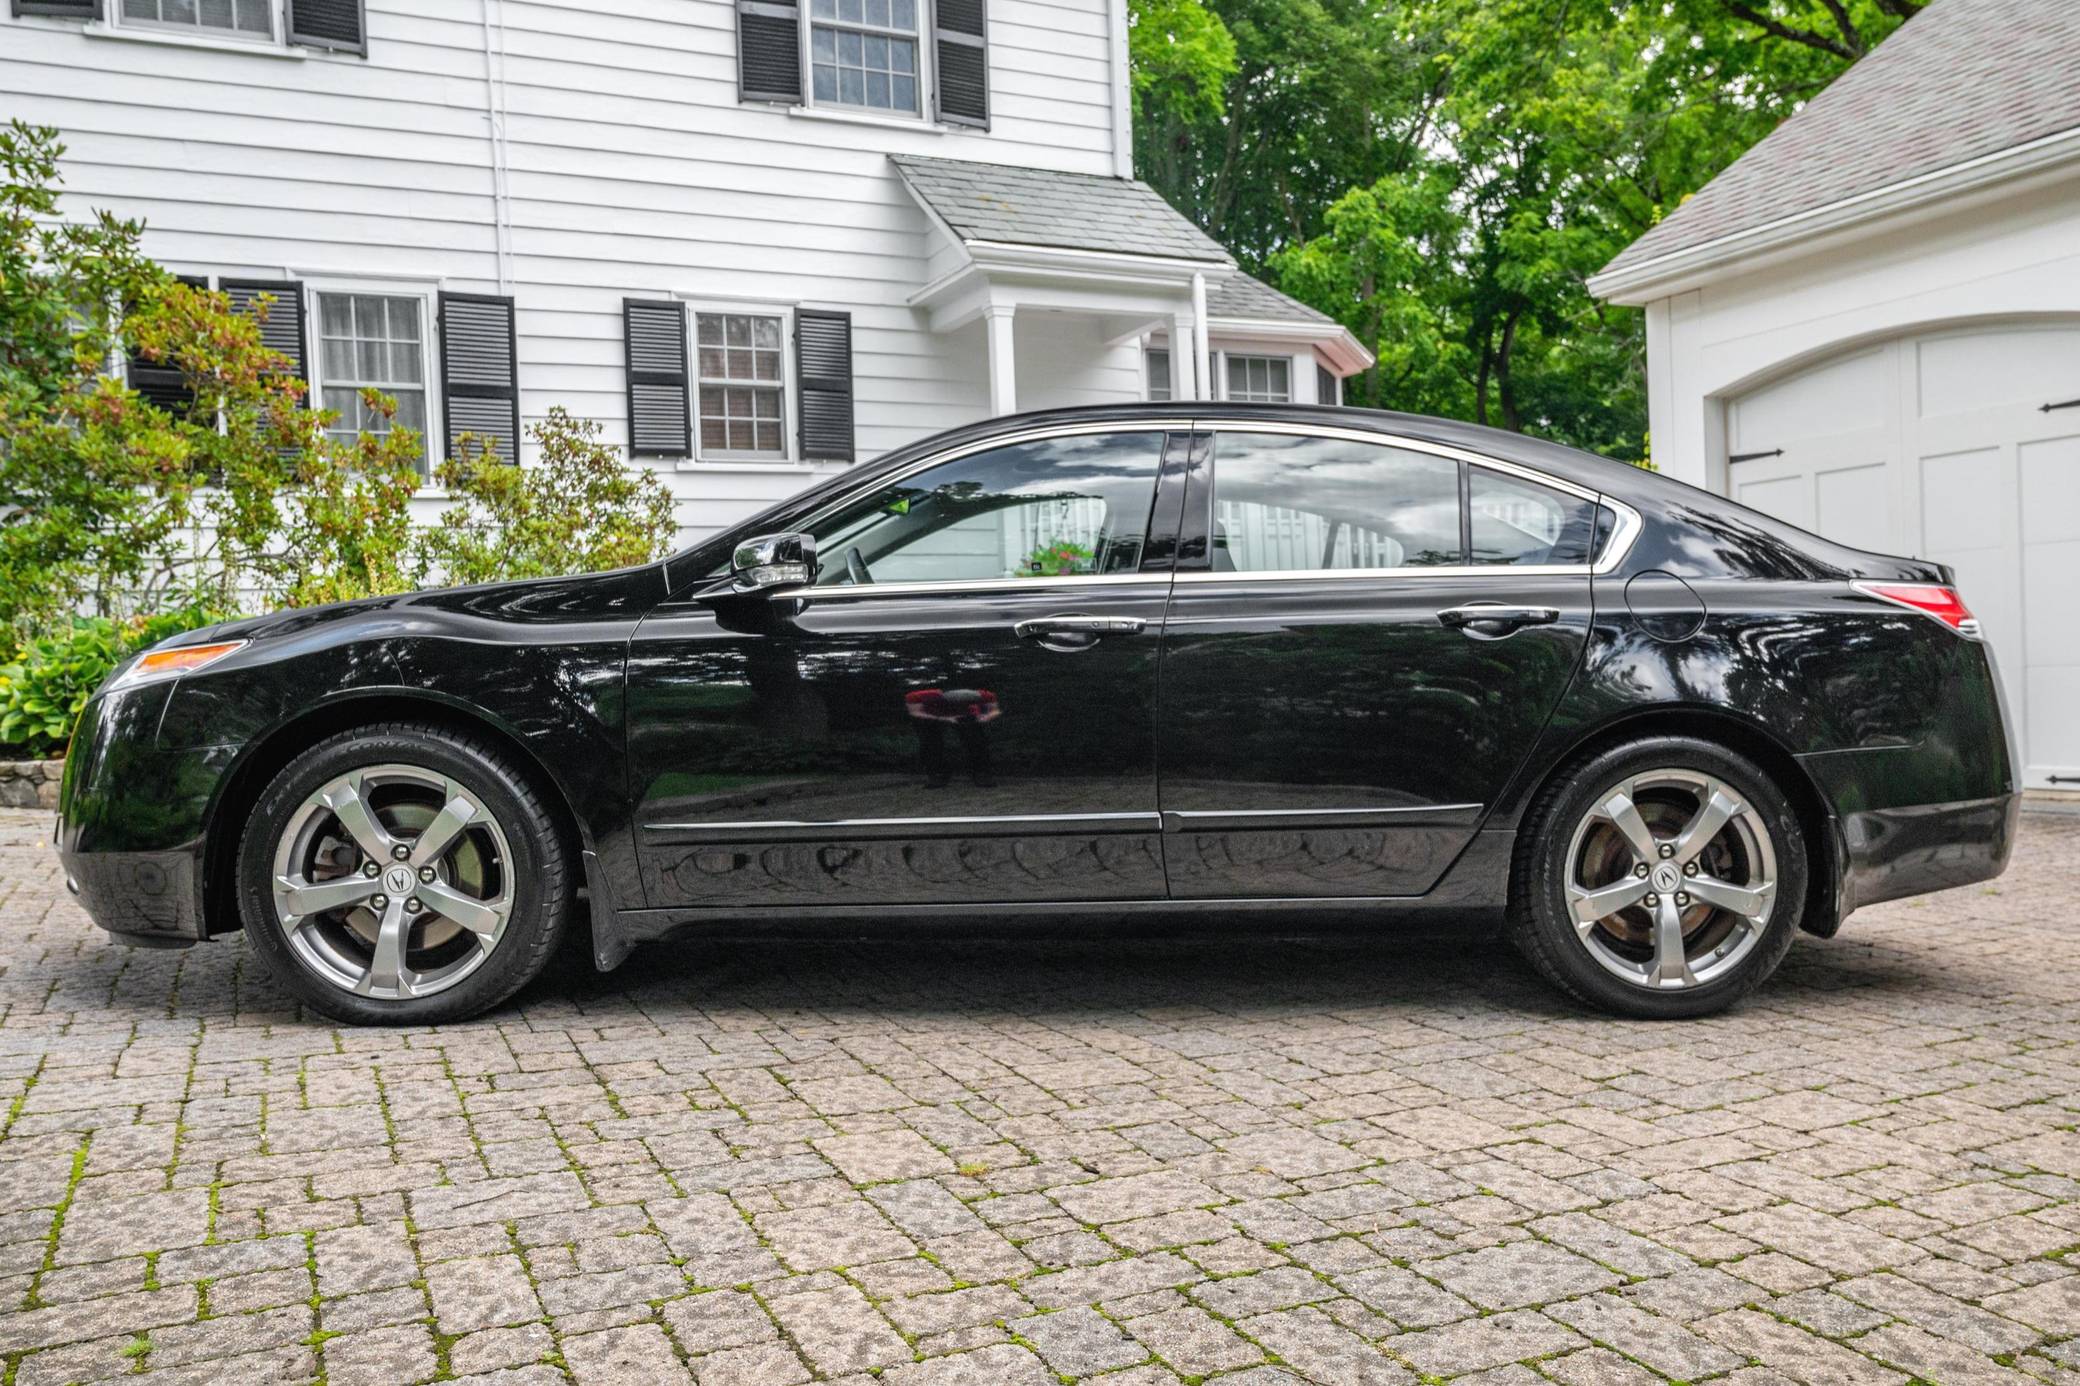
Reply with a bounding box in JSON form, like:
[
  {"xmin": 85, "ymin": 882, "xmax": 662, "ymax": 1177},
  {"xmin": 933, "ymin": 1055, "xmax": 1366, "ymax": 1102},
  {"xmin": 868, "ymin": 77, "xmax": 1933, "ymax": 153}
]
[
  {"xmin": 383, "ymin": 866, "xmax": 415, "ymax": 896},
  {"xmin": 1651, "ymin": 863, "xmax": 1681, "ymax": 894}
]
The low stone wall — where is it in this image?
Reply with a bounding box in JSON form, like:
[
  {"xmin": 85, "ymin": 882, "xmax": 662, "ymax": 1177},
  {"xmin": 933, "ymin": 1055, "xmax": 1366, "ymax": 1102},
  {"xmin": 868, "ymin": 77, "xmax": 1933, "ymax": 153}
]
[{"xmin": 0, "ymin": 759, "xmax": 61, "ymax": 811}]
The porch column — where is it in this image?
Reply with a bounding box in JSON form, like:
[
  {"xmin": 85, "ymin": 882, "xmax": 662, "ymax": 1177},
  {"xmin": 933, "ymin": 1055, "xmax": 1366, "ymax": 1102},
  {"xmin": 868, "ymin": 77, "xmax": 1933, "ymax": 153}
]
[
  {"xmin": 1168, "ymin": 310, "xmax": 1199, "ymax": 400},
  {"xmin": 1191, "ymin": 272, "xmax": 1212, "ymax": 401},
  {"xmin": 984, "ymin": 305, "xmax": 1017, "ymax": 416}
]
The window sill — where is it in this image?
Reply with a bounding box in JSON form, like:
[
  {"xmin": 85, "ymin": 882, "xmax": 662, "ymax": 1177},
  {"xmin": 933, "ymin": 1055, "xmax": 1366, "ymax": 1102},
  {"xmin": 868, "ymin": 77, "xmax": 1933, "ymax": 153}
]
[
  {"xmin": 677, "ymin": 458, "xmax": 843, "ymax": 474},
  {"xmin": 82, "ymin": 20, "xmax": 308, "ymax": 58},
  {"xmin": 786, "ymin": 105, "xmax": 946, "ymax": 135}
]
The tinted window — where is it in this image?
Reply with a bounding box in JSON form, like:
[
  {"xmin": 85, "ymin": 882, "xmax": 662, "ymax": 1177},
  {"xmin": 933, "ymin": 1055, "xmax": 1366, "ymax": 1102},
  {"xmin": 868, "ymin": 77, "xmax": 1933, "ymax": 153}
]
[
  {"xmin": 809, "ymin": 431, "xmax": 1166, "ymax": 586},
  {"xmin": 1468, "ymin": 469, "xmax": 1600, "ymax": 567},
  {"xmin": 1210, "ymin": 432, "xmax": 1462, "ymax": 572}
]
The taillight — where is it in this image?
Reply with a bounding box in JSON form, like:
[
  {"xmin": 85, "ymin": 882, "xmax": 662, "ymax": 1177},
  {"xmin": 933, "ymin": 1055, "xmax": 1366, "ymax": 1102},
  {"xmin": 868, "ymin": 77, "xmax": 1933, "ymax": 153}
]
[{"xmin": 1853, "ymin": 582, "xmax": 1981, "ymax": 638}]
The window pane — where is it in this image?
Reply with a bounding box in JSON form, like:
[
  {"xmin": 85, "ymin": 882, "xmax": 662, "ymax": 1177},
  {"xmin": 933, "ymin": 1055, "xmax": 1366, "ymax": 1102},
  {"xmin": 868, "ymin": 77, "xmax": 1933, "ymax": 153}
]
[
  {"xmin": 697, "ymin": 315, "xmax": 724, "ymax": 347},
  {"xmin": 808, "ymin": 431, "xmax": 1167, "ymax": 586},
  {"xmin": 1225, "ymin": 355, "xmax": 1291, "ymax": 404},
  {"xmin": 1467, "ymin": 469, "xmax": 1599, "ymax": 567},
  {"xmin": 1146, "ymin": 349, "xmax": 1170, "ymax": 402},
  {"xmin": 892, "ymin": 0, "xmax": 914, "ymax": 29},
  {"xmin": 839, "ymin": 67, "xmax": 864, "ymax": 105},
  {"xmin": 864, "ymin": 0, "xmax": 887, "ymax": 27},
  {"xmin": 892, "ymin": 74, "xmax": 916, "ymax": 111},
  {"xmin": 1211, "ymin": 432, "xmax": 1463, "ymax": 572},
  {"xmin": 698, "ymin": 345, "xmax": 728, "ymax": 377}
]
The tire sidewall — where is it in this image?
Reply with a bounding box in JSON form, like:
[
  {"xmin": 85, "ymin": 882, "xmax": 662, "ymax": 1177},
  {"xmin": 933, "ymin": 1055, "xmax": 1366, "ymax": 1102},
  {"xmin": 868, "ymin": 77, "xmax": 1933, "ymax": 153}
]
[
  {"xmin": 237, "ymin": 725, "xmax": 565, "ymax": 1025},
  {"xmin": 1522, "ymin": 736, "xmax": 1808, "ymax": 1019}
]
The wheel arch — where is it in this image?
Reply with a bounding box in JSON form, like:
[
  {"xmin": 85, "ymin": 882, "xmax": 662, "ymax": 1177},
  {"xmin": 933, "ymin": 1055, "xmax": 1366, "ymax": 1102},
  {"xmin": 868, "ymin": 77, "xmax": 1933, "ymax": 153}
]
[
  {"xmin": 1510, "ymin": 704, "xmax": 1844, "ymax": 940},
  {"xmin": 199, "ymin": 690, "xmax": 592, "ymax": 940}
]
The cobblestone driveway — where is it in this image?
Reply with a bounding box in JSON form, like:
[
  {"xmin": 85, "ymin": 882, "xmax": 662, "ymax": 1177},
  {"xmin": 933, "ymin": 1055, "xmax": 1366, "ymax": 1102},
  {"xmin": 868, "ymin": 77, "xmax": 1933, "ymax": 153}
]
[{"xmin": 3, "ymin": 807, "xmax": 2079, "ymax": 1385}]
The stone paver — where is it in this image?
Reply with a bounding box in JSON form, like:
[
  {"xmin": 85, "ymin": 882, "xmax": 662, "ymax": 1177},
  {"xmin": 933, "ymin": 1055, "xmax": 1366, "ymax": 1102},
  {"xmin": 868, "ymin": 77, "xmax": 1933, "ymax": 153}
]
[{"xmin": 2, "ymin": 806, "xmax": 2079, "ymax": 1383}]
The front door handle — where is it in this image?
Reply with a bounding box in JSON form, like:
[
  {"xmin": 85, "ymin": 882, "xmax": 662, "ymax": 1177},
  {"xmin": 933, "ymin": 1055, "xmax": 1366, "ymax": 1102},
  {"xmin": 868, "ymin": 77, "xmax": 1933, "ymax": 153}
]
[
  {"xmin": 1437, "ymin": 604, "xmax": 1560, "ymax": 636},
  {"xmin": 1014, "ymin": 614, "xmax": 1147, "ymax": 645}
]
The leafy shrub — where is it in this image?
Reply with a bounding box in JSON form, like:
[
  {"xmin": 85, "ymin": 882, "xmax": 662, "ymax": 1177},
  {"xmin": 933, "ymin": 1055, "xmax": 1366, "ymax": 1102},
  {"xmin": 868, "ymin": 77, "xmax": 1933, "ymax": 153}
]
[
  {"xmin": 0, "ymin": 603, "xmax": 224, "ymax": 758},
  {"xmin": 1021, "ymin": 538, "xmax": 1095, "ymax": 577},
  {"xmin": 417, "ymin": 407, "xmax": 676, "ymax": 586}
]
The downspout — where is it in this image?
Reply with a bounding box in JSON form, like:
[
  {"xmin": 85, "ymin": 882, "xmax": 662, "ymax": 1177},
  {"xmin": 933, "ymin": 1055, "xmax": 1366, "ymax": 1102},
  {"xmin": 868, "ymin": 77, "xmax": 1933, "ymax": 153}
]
[
  {"xmin": 480, "ymin": 0, "xmax": 515, "ymax": 293},
  {"xmin": 1191, "ymin": 271, "xmax": 1211, "ymax": 400}
]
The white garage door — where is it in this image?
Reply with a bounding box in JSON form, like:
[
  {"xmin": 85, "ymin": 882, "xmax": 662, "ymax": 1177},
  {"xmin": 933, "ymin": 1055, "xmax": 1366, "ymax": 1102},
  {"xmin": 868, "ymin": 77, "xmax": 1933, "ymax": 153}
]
[{"xmin": 1726, "ymin": 323, "xmax": 2080, "ymax": 791}]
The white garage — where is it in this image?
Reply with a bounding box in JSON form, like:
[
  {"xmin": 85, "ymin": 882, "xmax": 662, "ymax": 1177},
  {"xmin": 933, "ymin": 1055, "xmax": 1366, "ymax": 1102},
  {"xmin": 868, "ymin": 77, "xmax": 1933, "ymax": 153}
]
[{"xmin": 1589, "ymin": 0, "xmax": 2080, "ymax": 791}]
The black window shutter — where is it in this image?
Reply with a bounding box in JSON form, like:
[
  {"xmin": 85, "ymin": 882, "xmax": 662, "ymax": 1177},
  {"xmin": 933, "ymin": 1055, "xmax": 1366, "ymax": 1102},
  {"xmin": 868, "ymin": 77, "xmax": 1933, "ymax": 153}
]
[
  {"xmin": 125, "ymin": 273, "xmax": 205, "ymax": 415},
  {"xmin": 221, "ymin": 280, "xmax": 308, "ymax": 385},
  {"xmin": 932, "ymin": 0, "xmax": 988, "ymax": 128},
  {"xmin": 13, "ymin": 0, "xmax": 99, "ymax": 17},
  {"xmin": 623, "ymin": 299, "xmax": 690, "ymax": 459},
  {"xmin": 286, "ymin": 0, "xmax": 367, "ymax": 55},
  {"xmin": 439, "ymin": 292, "xmax": 521, "ymax": 466},
  {"xmin": 738, "ymin": 0, "xmax": 802, "ymax": 103},
  {"xmin": 795, "ymin": 309, "xmax": 854, "ymax": 464}
]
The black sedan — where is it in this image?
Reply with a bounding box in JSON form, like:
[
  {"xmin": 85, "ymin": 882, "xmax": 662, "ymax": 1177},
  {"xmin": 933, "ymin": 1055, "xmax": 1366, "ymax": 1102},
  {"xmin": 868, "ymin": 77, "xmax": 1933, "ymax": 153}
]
[{"xmin": 55, "ymin": 405, "xmax": 2019, "ymax": 1023}]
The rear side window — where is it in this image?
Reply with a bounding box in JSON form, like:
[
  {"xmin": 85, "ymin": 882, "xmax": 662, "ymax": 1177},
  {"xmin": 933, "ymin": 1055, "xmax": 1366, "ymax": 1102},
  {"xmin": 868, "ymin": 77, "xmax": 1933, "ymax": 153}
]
[
  {"xmin": 1468, "ymin": 469, "xmax": 1601, "ymax": 567},
  {"xmin": 1210, "ymin": 432, "xmax": 1463, "ymax": 572}
]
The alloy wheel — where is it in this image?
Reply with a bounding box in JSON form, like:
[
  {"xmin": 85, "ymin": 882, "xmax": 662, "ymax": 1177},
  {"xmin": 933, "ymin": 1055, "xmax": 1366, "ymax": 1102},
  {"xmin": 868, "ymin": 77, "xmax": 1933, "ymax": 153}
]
[
  {"xmin": 269, "ymin": 764, "xmax": 515, "ymax": 1000},
  {"xmin": 1562, "ymin": 768, "xmax": 1778, "ymax": 991}
]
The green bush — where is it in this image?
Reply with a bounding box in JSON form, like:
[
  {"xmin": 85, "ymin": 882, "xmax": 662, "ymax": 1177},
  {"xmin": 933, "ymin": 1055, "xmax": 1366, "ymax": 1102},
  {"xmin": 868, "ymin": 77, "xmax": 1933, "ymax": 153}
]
[{"xmin": 0, "ymin": 604, "xmax": 226, "ymax": 759}]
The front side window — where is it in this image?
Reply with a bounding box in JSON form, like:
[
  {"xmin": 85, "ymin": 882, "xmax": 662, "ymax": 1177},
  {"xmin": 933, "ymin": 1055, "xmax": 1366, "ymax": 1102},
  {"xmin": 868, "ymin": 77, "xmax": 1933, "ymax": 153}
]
[
  {"xmin": 317, "ymin": 292, "xmax": 428, "ymax": 468},
  {"xmin": 810, "ymin": 0, "xmax": 920, "ymax": 113},
  {"xmin": 696, "ymin": 313, "xmax": 786, "ymax": 460},
  {"xmin": 123, "ymin": 0, "xmax": 273, "ymax": 38},
  {"xmin": 1210, "ymin": 432, "xmax": 1461, "ymax": 572},
  {"xmin": 1224, "ymin": 355, "xmax": 1291, "ymax": 403},
  {"xmin": 1468, "ymin": 468, "xmax": 1600, "ymax": 567},
  {"xmin": 808, "ymin": 431, "xmax": 1167, "ymax": 586}
]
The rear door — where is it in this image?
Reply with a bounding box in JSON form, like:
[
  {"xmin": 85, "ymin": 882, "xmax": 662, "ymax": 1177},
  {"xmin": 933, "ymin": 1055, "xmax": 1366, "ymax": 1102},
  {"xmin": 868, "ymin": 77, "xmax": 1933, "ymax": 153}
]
[
  {"xmin": 626, "ymin": 425, "xmax": 1186, "ymax": 910},
  {"xmin": 1157, "ymin": 425, "xmax": 1601, "ymax": 898}
]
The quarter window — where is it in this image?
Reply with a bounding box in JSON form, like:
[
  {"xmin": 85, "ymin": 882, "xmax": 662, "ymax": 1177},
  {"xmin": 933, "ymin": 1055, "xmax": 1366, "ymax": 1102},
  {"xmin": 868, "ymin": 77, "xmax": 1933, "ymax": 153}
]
[
  {"xmin": 808, "ymin": 431, "xmax": 1167, "ymax": 586},
  {"xmin": 316, "ymin": 292, "xmax": 429, "ymax": 468},
  {"xmin": 1224, "ymin": 354, "xmax": 1291, "ymax": 403},
  {"xmin": 122, "ymin": 0, "xmax": 273, "ymax": 37},
  {"xmin": 1468, "ymin": 468, "xmax": 1601, "ymax": 567},
  {"xmin": 810, "ymin": 0, "xmax": 921, "ymax": 113},
  {"xmin": 1210, "ymin": 432, "xmax": 1462, "ymax": 572},
  {"xmin": 696, "ymin": 313, "xmax": 787, "ymax": 460}
]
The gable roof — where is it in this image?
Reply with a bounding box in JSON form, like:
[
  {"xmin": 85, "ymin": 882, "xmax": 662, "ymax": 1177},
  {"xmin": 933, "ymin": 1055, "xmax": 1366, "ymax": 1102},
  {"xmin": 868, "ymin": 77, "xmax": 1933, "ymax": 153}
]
[
  {"xmin": 1596, "ymin": 0, "xmax": 2080, "ymax": 290},
  {"xmin": 1206, "ymin": 271, "xmax": 1334, "ymax": 325},
  {"xmin": 891, "ymin": 154, "xmax": 1231, "ymax": 264}
]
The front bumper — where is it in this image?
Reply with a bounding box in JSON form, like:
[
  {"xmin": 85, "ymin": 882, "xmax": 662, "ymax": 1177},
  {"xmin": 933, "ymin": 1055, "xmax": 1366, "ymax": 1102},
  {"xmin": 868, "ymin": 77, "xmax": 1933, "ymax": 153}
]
[{"xmin": 60, "ymin": 845, "xmax": 204, "ymax": 945}]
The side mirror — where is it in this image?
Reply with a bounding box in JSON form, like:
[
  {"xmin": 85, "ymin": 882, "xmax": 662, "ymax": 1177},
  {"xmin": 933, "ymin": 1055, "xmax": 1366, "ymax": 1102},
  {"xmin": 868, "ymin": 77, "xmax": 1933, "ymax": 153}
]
[{"xmin": 727, "ymin": 532, "xmax": 816, "ymax": 594}]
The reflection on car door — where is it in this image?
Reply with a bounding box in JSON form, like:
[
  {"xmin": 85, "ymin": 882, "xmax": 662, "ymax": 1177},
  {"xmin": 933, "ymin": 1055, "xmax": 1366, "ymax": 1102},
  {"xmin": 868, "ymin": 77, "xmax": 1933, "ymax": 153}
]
[
  {"xmin": 1157, "ymin": 427, "xmax": 1601, "ymax": 898},
  {"xmin": 625, "ymin": 427, "xmax": 1185, "ymax": 909}
]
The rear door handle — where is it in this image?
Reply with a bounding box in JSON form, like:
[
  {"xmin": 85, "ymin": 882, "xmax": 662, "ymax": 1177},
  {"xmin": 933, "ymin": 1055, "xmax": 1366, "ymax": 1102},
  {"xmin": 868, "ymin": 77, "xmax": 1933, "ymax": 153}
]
[
  {"xmin": 1014, "ymin": 615, "xmax": 1147, "ymax": 640},
  {"xmin": 1437, "ymin": 604, "xmax": 1560, "ymax": 635}
]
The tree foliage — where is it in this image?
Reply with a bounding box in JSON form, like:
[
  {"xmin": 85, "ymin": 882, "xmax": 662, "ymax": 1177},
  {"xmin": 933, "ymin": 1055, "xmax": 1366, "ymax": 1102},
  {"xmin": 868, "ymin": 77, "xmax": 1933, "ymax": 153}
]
[{"xmin": 1134, "ymin": 0, "xmax": 1915, "ymax": 462}]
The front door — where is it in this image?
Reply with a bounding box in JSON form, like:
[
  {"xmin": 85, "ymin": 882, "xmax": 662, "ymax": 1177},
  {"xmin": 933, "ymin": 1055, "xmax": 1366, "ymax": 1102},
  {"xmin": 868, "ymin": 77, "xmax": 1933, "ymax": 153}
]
[
  {"xmin": 1158, "ymin": 426, "xmax": 1599, "ymax": 898},
  {"xmin": 627, "ymin": 426, "xmax": 1180, "ymax": 909}
]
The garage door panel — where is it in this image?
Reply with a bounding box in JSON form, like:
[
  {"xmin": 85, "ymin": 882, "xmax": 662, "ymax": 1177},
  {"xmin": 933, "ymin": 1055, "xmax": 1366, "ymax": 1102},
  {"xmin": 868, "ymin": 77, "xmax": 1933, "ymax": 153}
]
[
  {"xmin": 1729, "ymin": 347, "xmax": 1888, "ymax": 448},
  {"xmin": 1814, "ymin": 462, "xmax": 1893, "ymax": 554},
  {"xmin": 2023, "ymin": 538, "xmax": 2080, "ymax": 667},
  {"xmin": 1920, "ymin": 447, "xmax": 2008, "ymax": 553},
  {"xmin": 2021, "ymin": 433, "xmax": 2080, "ymax": 546},
  {"xmin": 1732, "ymin": 472, "xmax": 1812, "ymax": 531},
  {"xmin": 1919, "ymin": 327, "xmax": 2080, "ymax": 419},
  {"xmin": 2025, "ymin": 667, "xmax": 2080, "ymax": 772}
]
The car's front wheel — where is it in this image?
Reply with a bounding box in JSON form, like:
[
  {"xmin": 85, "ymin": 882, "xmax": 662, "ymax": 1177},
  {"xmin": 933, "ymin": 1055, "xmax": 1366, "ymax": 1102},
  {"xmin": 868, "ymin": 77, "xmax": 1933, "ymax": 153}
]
[
  {"xmin": 236, "ymin": 722, "xmax": 571, "ymax": 1025},
  {"xmin": 1510, "ymin": 736, "xmax": 1808, "ymax": 1018}
]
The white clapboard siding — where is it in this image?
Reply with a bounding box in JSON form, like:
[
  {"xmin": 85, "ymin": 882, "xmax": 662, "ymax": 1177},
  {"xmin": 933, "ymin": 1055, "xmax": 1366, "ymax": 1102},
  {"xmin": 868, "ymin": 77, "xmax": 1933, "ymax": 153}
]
[{"xmin": 1, "ymin": 0, "xmax": 1136, "ymax": 546}]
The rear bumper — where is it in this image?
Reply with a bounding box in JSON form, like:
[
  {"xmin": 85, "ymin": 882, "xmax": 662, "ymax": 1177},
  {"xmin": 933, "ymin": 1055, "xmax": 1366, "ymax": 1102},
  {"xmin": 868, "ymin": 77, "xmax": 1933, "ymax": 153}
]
[{"xmin": 1838, "ymin": 791, "xmax": 2021, "ymax": 915}]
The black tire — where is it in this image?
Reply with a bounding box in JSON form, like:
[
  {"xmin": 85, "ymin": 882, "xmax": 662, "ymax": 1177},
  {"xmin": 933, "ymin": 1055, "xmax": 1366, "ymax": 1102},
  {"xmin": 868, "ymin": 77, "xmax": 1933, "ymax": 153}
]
[
  {"xmin": 1508, "ymin": 735, "xmax": 1808, "ymax": 1019},
  {"xmin": 236, "ymin": 721, "xmax": 572, "ymax": 1025}
]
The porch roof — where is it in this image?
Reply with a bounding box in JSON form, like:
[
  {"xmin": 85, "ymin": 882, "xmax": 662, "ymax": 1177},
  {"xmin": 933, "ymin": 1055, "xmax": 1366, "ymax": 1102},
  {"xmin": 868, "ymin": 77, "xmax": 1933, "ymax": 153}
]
[{"xmin": 891, "ymin": 154, "xmax": 1231, "ymax": 264}]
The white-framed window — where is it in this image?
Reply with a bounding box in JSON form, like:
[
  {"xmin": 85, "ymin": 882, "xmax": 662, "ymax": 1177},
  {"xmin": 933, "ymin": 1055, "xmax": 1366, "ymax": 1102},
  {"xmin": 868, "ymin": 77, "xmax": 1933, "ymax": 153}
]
[
  {"xmin": 116, "ymin": 0, "xmax": 277, "ymax": 42},
  {"xmin": 1146, "ymin": 348, "xmax": 1172, "ymax": 403},
  {"xmin": 1223, "ymin": 353, "xmax": 1292, "ymax": 403},
  {"xmin": 806, "ymin": 0, "xmax": 924, "ymax": 115},
  {"xmin": 306, "ymin": 279, "xmax": 441, "ymax": 481},
  {"xmin": 694, "ymin": 308, "xmax": 791, "ymax": 462}
]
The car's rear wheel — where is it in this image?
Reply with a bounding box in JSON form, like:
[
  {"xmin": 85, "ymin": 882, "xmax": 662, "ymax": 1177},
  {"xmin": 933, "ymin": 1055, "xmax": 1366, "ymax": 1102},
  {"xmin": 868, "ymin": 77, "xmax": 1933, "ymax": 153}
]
[
  {"xmin": 1510, "ymin": 736, "xmax": 1807, "ymax": 1018},
  {"xmin": 236, "ymin": 723, "xmax": 571, "ymax": 1025}
]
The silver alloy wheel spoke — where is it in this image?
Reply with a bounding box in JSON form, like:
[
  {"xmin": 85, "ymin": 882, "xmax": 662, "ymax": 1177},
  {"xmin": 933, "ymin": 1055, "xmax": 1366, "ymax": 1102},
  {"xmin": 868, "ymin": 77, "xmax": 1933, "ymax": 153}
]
[
  {"xmin": 1688, "ymin": 873, "xmax": 1769, "ymax": 918},
  {"xmin": 417, "ymin": 880, "xmax": 505, "ymax": 941},
  {"xmin": 276, "ymin": 874, "xmax": 379, "ymax": 917},
  {"xmin": 358, "ymin": 895, "xmax": 413, "ymax": 997},
  {"xmin": 1599, "ymin": 790, "xmax": 1660, "ymax": 864},
  {"xmin": 1569, "ymin": 876, "xmax": 1651, "ymax": 929},
  {"xmin": 409, "ymin": 787, "xmax": 479, "ymax": 869},
  {"xmin": 1647, "ymin": 896, "xmax": 1697, "ymax": 988},
  {"xmin": 323, "ymin": 776, "xmax": 398, "ymax": 862},
  {"xmin": 1672, "ymin": 788, "xmax": 1743, "ymax": 865}
]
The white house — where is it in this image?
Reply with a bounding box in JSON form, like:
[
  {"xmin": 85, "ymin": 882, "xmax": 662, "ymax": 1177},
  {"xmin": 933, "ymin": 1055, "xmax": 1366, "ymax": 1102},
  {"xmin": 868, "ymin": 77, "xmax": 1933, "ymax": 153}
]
[
  {"xmin": 1589, "ymin": 0, "xmax": 2080, "ymax": 793},
  {"xmin": 2, "ymin": 0, "xmax": 1368, "ymax": 542}
]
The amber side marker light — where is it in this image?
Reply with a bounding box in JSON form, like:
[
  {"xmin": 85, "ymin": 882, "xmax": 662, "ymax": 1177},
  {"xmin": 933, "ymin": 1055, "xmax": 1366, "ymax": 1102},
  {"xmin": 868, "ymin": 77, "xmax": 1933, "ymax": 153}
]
[
  {"xmin": 110, "ymin": 640, "xmax": 248, "ymax": 688},
  {"xmin": 1852, "ymin": 582, "xmax": 1981, "ymax": 638}
]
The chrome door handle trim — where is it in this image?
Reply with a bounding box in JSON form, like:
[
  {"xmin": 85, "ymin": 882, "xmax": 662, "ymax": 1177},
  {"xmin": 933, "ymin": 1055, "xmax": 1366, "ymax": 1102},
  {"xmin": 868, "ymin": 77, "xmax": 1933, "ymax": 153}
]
[
  {"xmin": 1436, "ymin": 604, "xmax": 1560, "ymax": 631},
  {"xmin": 1014, "ymin": 615, "xmax": 1148, "ymax": 639}
]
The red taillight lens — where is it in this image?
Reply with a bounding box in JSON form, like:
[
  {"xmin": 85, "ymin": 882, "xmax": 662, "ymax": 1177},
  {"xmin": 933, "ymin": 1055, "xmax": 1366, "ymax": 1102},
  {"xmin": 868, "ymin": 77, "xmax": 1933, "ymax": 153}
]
[{"xmin": 1854, "ymin": 582, "xmax": 1980, "ymax": 637}]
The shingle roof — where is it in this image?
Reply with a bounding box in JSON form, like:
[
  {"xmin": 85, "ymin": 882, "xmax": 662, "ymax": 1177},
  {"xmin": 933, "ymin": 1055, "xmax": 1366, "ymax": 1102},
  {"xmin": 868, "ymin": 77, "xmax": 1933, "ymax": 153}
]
[
  {"xmin": 1601, "ymin": 0, "xmax": 2080, "ymax": 277},
  {"xmin": 892, "ymin": 155, "xmax": 1231, "ymax": 264},
  {"xmin": 1206, "ymin": 271, "xmax": 1334, "ymax": 324}
]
